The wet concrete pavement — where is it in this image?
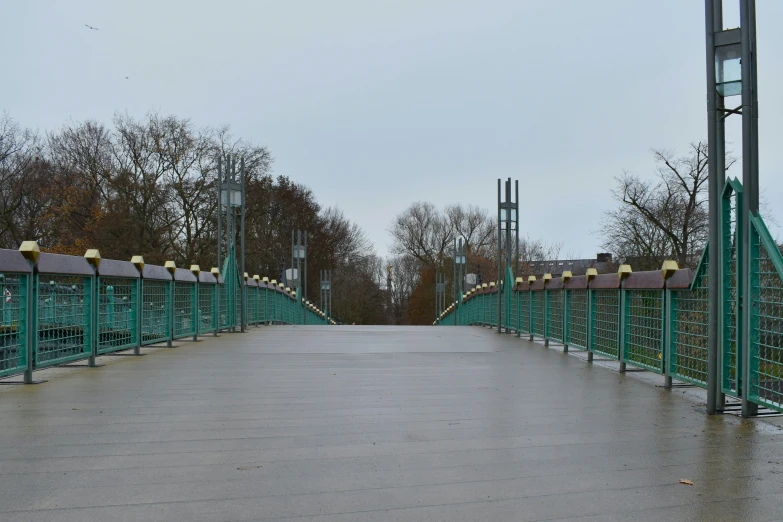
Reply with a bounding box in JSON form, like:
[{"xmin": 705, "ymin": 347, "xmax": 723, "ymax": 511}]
[{"xmin": 1, "ymin": 325, "xmax": 782, "ymax": 521}]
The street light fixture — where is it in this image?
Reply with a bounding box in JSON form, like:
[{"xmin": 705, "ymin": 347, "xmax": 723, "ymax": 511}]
[
  {"xmin": 320, "ymin": 269, "xmax": 332, "ymax": 324},
  {"xmin": 291, "ymin": 230, "xmax": 308, "ymax": 324},
  {"xmin": 453, "ymin": 238, "xmax": 467, "ymax": 325},
  {"xmin": 705, "ymin": 0, "xmax": 759, "ymax": 418},
  {"xmin": 497, "ymin": 177, "xmax": 519, "ymax": 334},
  {"xmin": 216, "ymin": 154, "xmax": 246, "ymax": 333}
]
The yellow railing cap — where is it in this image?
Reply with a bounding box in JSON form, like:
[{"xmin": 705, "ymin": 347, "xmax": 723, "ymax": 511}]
[
  {"xmin": 562, "ymin": 270, "xmax": 573, "ymax": 281},
  {"xmin": 661, "ymin": 260, "xmax": 679, "ymax": 279},
  {"xmin": 190, "ymin": 264, "xmax": 201, "ymax": 275},
  {"xmin": 19, "ymin": 241, "xmax": 40, "ymax": 263},
  {"xmin": 528, "ymin": 275, "xmax": 537, "ymax": 283},
  {"xmin": 618, "ymin": 264, "xmax": 632, "ymax": 280},
  {"xmin": 131, "ymin": 255, "xmax": 145, "ymax": 271},
  {"xmin": 84, "ymin": 249, "xmax": 101, "ymax": 267},
  {"xmin": 164, "ymin": 260, "xmax": 176, "ymax": 274},
  {"xmin": 253, "ymin": 274, "xmax": 260, "ymax": 281},
  {"xmin": 515, "ymin": 277, "xmax": 525, "ymax": 284},
  {"xmin": 210, "ymin": 266, "xmax": 220, "ymax": 276},
  {"xmin": 585, "ymin": 267, "xmax": 598, "ymax": 281},
  {"xmin": 543, "ymin": 273, "xmax": 552, "ymax": 281},
  {"xmin": 262, "ymin": 276, "xmax": 269, "ymax": 282}
]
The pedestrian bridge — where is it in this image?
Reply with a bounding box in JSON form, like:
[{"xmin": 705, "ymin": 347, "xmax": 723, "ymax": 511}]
[{"xmin": 2, "ymin": 325, "xmax": 783, "ymax": 521}]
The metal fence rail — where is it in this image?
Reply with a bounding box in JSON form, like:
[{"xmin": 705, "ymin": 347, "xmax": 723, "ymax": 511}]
[
  {"xmin": 97, "ymin": 271, "xmax": 137, "ymax": 355},
  {"xmin": 0, "ymin": 245, "xmax": 330, "ymax": 384}
]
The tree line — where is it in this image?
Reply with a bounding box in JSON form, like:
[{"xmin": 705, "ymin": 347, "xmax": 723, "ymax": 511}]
[
  {"xmin": 0, "ymin": 111, "xmax": 387, "ymax": 324},
  {"xmin": 386, "ymin": 141, "xmax": 725, "ymax": 324}
]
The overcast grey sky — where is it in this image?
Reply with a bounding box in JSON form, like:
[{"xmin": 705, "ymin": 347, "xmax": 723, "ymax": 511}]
[{"xmin": 2, "ymin": 1, "xmax": 782, "ymax": 259}]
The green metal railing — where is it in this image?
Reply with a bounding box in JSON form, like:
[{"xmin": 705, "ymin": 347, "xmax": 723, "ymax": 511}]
[
  {"xmin": 36, "ymin": 275, "xmax": 92, "ymax": 368},
  {"xmin": 438, "ymin": 201, "xmax": 783, "ymax": 417},
  {"xmin": 0, "ymin": 272, "xmax": 28, "ymax": 378},
  {"xmin": 98, "ymin": 276, "xmax": 137, "ymax": 354},
  {"xmin": 141, "ymin": 280, "xmax": 170, "ymax": 345},
  {"xmin": 173, "ymin": 281, "xmax": 197, "ymax": 340},
  {"xmin": 0, "ymin": 247, "xmax": 329, "ymax": 384},
  {"xmin": 591, "ymin": 289, "xmax": 620, "ymax": 360}
]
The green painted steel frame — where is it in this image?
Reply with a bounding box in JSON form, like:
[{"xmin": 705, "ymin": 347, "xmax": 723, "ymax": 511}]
[
  {"xmin": 34, "ymin": 273, "xmax": 93, "ymax": 368},
  {"xmin": 97, "ymin": 276, "xmax": 138, "ymax": 354},
  {"xmin": 0, "ymin": 271, "xmax": 29, "ymax": 378}
]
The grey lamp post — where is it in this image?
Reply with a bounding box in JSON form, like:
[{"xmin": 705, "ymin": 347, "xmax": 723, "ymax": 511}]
[
  {"xmin": 291, "ymin": 230, "xmax": 307, "ymax": 325},
  {"xmin": 497, "ymin": 178, "xmax": 519, "ymax": 334},
  {"xmin": 217, "ymin": 155, "xmax": 245, "ymax": 333},
  {"xmin": 320, "ymin": 269, "xmax": 332, "ymax": 324},
  {"xmin": 435, "ymin": 272, "xmax": 446, "ymax": 321},
  {"xmin": 704, "ymin": 0, "xmax": 758, "ymax": 417},
  {"xmin": 453, "ymin": 238, "xmax": 466, "ymax": 325}
]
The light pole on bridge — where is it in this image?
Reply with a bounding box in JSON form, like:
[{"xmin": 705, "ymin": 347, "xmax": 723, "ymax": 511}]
[
  {"xmin": 704, "ymin": 0, "xmax": 759, "ymax": 417},
  {"xmin": 497, "ymin": 178, "xmax": 519, "ymax": 334},
  {"xmin": 217, "ymin": 155, "xmax": 246, "ymax": 333},
  {"xmin": 291, "ymin": 230, "xmax": 307, "ymax": 325},
  {"xmin": 453, "ymin": 238, "xmax": 466, "ymax": 326}
]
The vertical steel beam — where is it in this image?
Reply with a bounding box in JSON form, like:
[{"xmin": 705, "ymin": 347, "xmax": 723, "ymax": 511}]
[
  {"xmin": 240, "ymin": 158, "xmax": 246, "ymax": 333},
  {"xmin": 740, "ymin": 0, "xmax": 759, "ymax": 418},
  {"xmin": 705, "ymin": 0, "xmax": 721, "ymax": 415}
]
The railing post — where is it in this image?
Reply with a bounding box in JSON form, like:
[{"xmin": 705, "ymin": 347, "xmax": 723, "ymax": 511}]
[
  {"xmin": 543, "ymin": 274, "xmax": 551, "ymax": 347},
  {"xmin": 132, "ymin": 256, "xmax": 144, "ymax": 355},
  {"xmin": 165, "ymin": 261, "xmax": 176, "ymax": 347},
  {"xmin": 586, "ymin": 268, "xmax": 597, "ymax": 363},
  {"xmin": 19, "ymin": 241, "xmax": 39, "ymax": 384},
  {"xmin": 213, "ymin": 268, "xmax": 221, "ymax": 335},
  {"xmin": 562, "ymin": 271, "xmax": 572, "ymax": 353},
  {"xmin": 85, "ymin": 250, "xmax": 101, "ymax": 367},
  {"xmin": 618, "ymin": 265, "xmax": 631, "ymax": 373}
]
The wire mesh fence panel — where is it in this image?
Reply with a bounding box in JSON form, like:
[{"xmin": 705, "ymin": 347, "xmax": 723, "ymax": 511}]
[
  {"xmin": 173, "ymin": 282, "xmax": 196, "ymax": 340},
  {"xmin": 519, "ymin": 292, "xmax": 530, "ymax": 334},
  {"xmin": 566, "ymin": 289, "xmax": 588, "ymax": 350},
  {"xmin": 0, "ymin": 272, "xmax": 28, "ymax": 378},
  {"xmin": 623, "ymin": 289, "xmax": 664, "ymax": 373},
  {"xmin": 749, "ymin": 216, "xmax": 783, "ymax": 413},
  {"xmin": 531, "ymin": 292, "xmax": 545, "ymax": 338},
  {"xmin": 547, "ymin": 290, "xmax": 564, "ymax": 343},
  {"xmin": 259, "ymin": 289, "xmax": 267, "ymax": 323},
  {"xmin": 141, "ymin": 280, "xmax": 169, "ymax": 345},
  {"xmin": 198, "ymin": 283, "xmax": 215, "ymax": 333},
  {"xmin": 669, "ymin": 254, "xmax": 709, "ymax": 387},
  {"xmin": 249, "ymin": 287, "xmax": 259, "ymax": 324},
  {"xmin": 509, "ymin": 292, "xmax": 518, "ymax": 332},
  {"xmin": 36, "ymin": 275, "xmax": 92, "ymax": 368},
  {"xmin": 98, "ymin": 277, "xmax": 137, "ymax": 354},
  {"xmin": 235, "ymin": 283, "xmax": 242, "ymax": 327},
  {"xmin": 591, "ymin": 290, "xmax": 620, "ymax": 359},
  {"xmin": 272, "ymin": 291, "xmax": 278, "ymax": 323},
  {"xmin": 722, "ymin": 188, "xmax": 741, "ymax": 396},
  {"xmin": 217, "ymin": 285, "xmax": 229, "ymax": 330},
  {"xmin": 489, "ymin": 293, "xmax": 497, "ymax": 327}
]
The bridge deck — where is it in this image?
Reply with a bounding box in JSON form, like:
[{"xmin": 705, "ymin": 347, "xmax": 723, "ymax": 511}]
[{"xmin": 1, "ymin": 326, "xmax": 782, "ymax": 521}]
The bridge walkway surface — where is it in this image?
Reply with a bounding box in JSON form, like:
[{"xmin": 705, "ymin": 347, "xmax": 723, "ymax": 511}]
[{"xmin": 1, "ymin": 326, "xmax": 782, "ymax": 521}]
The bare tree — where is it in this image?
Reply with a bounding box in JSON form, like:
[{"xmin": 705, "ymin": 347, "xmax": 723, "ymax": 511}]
[
  {"xmin": 600, "ymin": 142, "xmax": 729, "ymax": 269},
  {"xmin": 0, "ymin": 112, "xmax": 43, "ymax": 247},
  {"xmin": 444, "ymin": 204, "xmax": 496, "ymax": 257},
  {"xmin": 387, "ymin": 254, "xmax": 421, "ymax": 324},
  {"xmin": 389, "ymin": 202, "xmax": 454, "ymax": 270}
]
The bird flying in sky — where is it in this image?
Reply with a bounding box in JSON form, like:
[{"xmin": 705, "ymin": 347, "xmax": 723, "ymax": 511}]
[{"xmin": 85, "ymin": 24, "xmax": 98, "ymax": 30}]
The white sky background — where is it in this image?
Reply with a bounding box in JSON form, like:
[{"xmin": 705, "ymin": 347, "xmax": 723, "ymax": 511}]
[{"xmin": 2, "ymin": 1, "xmax": 782, "ymax": 259}]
